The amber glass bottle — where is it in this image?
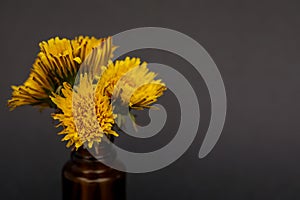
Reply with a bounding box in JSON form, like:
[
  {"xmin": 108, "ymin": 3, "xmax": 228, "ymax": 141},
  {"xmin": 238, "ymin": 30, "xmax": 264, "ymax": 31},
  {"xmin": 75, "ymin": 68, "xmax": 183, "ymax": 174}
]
[{"xmin": 62, "ymin": 141, "xmax": 126, "ymax": 200}]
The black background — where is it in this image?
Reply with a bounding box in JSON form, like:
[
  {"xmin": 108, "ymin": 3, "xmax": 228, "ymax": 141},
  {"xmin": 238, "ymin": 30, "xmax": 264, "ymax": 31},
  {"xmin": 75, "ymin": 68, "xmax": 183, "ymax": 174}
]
[{"xmin": 1, "ymin": 0, "xmax": 300, "ymax": 199}]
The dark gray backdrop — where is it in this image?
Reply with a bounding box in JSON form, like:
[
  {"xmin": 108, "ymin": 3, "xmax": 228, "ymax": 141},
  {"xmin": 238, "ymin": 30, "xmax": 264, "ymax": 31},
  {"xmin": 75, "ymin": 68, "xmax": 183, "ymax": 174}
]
[{"xmin": 1, "ymin": 0, "xmax": 300, "ymax": 199}]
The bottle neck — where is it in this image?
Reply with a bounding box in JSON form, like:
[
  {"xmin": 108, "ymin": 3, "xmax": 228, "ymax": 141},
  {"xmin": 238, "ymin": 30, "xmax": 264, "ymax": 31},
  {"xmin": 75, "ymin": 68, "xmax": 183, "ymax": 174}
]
[{"xmin": 71, "ymin": 141, "xmax": 116, "ymax": 164}]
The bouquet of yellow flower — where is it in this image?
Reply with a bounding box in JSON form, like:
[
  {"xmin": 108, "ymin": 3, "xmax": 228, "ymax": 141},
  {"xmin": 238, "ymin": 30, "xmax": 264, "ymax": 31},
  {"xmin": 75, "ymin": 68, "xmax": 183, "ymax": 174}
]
[{"xmin": 8, "ymin": 36, "xmax": 166, "ymax": 150}]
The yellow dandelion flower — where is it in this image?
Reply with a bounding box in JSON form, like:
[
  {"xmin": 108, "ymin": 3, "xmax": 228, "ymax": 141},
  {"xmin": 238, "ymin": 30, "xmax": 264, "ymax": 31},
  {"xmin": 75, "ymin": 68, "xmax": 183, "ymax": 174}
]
[
  {"xmin": 8, "ymin": 36, "xmax": 115, "ymax": 110},
  {"xmin": 51, "ymin": 74, "xmax": 117, "ymax": 149},
  {"xmin": 96, "ymin": 57, "xmax": 167, "ymax": 110}
]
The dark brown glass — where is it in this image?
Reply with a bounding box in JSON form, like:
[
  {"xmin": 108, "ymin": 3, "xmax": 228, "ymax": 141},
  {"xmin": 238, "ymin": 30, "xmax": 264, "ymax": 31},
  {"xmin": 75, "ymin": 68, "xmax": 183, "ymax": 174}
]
[{"xmin": 62, "ymin": 142, "xmax": 126, "ymax": 200}]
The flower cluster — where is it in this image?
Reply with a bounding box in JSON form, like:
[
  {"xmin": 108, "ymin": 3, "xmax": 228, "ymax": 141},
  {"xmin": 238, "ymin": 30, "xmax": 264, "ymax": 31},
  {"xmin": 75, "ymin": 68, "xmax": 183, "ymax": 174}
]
[{"xmin": 8, "ymin": 36, "xmax": 166, "ymax": 149}]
